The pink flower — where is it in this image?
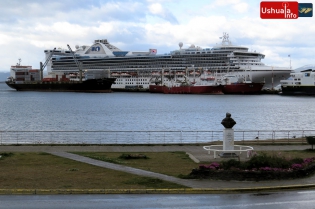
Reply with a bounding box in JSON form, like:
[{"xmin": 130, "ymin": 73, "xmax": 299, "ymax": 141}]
[
  {"xmin": 303, "ymin": 158, "xmax": 314, "ymax": 164},
  {"xmin": 209, "ymin": 162, "xmax": 220, "ymax": 168},
  {"xmin": 259, "ymin": 167, "xmax": 273, "ymax": 171},
  {"xmin": 291, "ymin": 164, "xmax": 303, "ymax": 170}
]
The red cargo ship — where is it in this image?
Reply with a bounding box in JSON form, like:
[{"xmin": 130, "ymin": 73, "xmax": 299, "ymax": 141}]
[{"xmin": 149, "ymin": 74, "xmax": 264, "ymax": 95}]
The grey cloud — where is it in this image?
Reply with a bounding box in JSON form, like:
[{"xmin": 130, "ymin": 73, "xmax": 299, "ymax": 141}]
[
  {"xmin": 0, "ymin": 0, "xmax": 148, "ymax": 26},
  {"xmin": 159, "ymin": 10, "xmax": 179, "ymax": 24}
]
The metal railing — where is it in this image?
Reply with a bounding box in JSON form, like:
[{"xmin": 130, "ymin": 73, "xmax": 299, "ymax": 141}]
[{"xmin": 0, "ymin": 130, "xmax": 313, "ymax": 145}]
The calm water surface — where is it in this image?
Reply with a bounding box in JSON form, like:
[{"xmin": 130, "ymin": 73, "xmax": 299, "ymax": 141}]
[{"xmin": 1, "ymin": 83, "xmax": 314, "ymax": 131}]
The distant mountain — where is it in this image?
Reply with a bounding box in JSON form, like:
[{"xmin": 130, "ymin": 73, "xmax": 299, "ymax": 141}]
[
  {"xmin": 0, "ymin": 72, "xmax": 10, "ymax": 82},
  {"xmin": 295, "ymin": 65, "xmax": 315, "ymax": 72}
]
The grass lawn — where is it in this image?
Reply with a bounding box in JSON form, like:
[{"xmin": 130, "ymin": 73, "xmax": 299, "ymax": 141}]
[
  {"xmin": 0, "ymin": 152, "xmax": 188, "ymax": 189},
  {"xmin": 1, "ymin": 150, "xmax": 314, "ymax": 189},
  {"xmin": 259, "ymin": 150, "xmax": 315, "ymax": 160},
  {"xmin": 75, "ymin": 151, "xmax": 197, "ymax": 177}
]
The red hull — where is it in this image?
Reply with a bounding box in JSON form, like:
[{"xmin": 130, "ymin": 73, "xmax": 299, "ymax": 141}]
[
  {"xmin": 150, "ymin": 82, "xmax": 264, "ymax": 95},
  {"xmin": 222, "ymin": 83, "xmax": 264, "ymax": 94},
  {"xmin": 149, "ymin": 85, "xmax": 223, "ymax": 94}
]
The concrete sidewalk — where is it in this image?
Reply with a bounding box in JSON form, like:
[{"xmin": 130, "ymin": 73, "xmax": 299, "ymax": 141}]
[{"xmin": 1, "ymin": 145, "xmax": 314, "ymax": 190}]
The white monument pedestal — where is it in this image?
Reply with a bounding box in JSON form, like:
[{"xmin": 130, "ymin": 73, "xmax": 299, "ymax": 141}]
[
  {"xmin": 223, "ymin": 128, "xmax": 234, "ymax": 150},
  {"xmin": 220, "ymin": 128, "xmax": 237, "ymax": 158}
]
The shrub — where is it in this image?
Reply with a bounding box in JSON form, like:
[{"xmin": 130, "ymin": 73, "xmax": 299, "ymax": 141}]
[
  {"xmin": 119, "ymin": 153, "xmax": 148, "ymax": 160},
  {"xmin": 244, "ymin": 152, "xmax": 291, "ymax": 169},
  {"xmin": 306, "ymin": 136, "xmax": 315, "ymax": 150},
  {"xmin": 189, "ymin": 154, "xmax": 315, "ymax": 181},
  {"xmin": 0, "ymin": 152, "xmax": 14, "ymax": 160},
  {"xmin": 221, "ymin": 159, "xmax": 241, "ymax": 170},
  {"xmin": 289, "ymin": 158, "xmax": 304, "ymax": 165}
]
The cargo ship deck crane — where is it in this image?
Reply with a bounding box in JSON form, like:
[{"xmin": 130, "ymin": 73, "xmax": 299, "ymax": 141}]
[
  {"xmin": 40, "ymin": 48, "xmax": 56, "ymax": 80},
  {"xmin": 67, "ymin": 44, "xmax": 83, "ymax": 82}
]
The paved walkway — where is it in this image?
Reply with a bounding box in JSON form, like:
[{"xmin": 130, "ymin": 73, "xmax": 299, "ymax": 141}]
[{"xmin": 1, "ymin": 145, "xmax": 315, "ymax": 189}]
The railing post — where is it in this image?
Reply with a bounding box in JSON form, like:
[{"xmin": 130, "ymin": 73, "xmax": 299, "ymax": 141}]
[
  {"xmin": 115, "ymin": 132, "xmax": 117, "ymax": 144},
  {"xmin": 211, "ymin": 131, "xmax": 213, "ymax": 142},
  {"xmin": 132, "ymin": 131, "xmax": 134, "ymax": 144},
  {"xmin": 148, "ymin": 131, "xmax": 150, "ymax": 144},
  {"xmin": 196, "ymin": 131, "xmax": 198, "ymax": 144},
  {"xmin": 242, "ymin": 131, "xmax": 245, "ymax": 144},
  {"xmin": 164, "ymin": 131, "xmax": 165, "ymax": 144},
  {"xmin": 288, "ymin": 131, "xmax": 290, "ymax": 143},
  {"xmin": 180, "ymin": 131, "xmax": 182, "ymax": 144},
  {"xmin": 272, "ymin": 131, "xmax": 275, "ymax": 143}
]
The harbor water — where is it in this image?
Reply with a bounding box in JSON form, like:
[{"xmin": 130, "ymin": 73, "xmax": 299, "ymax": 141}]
[{"xmin": 1, "ymin": 82, "xmax": 315, "ymax": 144}]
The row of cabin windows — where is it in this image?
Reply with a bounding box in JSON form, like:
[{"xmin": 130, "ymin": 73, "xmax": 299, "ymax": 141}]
[
  {"xmin": 116, "ymin": 78, "xmax": 149, "ymax": 81},
  {"xmin": 115, "ymin": 82, "xmax": 149, "ymax": 85}
]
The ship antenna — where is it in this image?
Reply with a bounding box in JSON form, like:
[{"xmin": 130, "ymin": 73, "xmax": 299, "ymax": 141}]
[
  {"xmin": 222, "ymin": 32, "xmax": 231, "ymax": 45},
  {"xmin": 17, "ymin": 58, "xmax": 21, "ymax": 66}
]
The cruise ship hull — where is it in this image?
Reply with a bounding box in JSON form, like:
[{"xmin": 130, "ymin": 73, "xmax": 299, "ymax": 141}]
[
  {"xmin": 149, "ymin": 85, "xmax": 223, "ymax": 94},
  {"xmin": 6, "ymin": 78, "xmax": 116, "ymax": 93}
]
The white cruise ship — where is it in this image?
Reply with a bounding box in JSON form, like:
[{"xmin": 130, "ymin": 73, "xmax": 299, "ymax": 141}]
[{"xmin": 44, "ymin": 33, "xmax": 292, "ymax": 91}]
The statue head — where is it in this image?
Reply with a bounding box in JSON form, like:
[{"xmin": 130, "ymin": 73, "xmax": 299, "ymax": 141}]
[{"xmin": 221, "ymin": 112, "xmax": 236, "ymax": 129}]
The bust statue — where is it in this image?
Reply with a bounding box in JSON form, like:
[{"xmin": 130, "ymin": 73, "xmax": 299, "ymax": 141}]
[{"xmin": 221, "ymin": 113, "xmax": 236, "ymax": 128}]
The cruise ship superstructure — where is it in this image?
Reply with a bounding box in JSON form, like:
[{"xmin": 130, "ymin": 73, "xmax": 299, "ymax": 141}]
[{"xmin": 45, "ymin": 33, "xmax": 292, "ymax": 91}]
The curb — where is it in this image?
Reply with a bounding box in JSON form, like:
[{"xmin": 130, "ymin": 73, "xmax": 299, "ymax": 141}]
[
  {"xmin": 1, "ymin": 184, "xmax": 315, "ymax": 195},
  {"xmin": 186, "ymin": 152, "xmax": 200, "ymax": 163}
]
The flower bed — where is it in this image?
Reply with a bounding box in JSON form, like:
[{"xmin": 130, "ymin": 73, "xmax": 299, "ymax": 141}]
[{"xmin": 189, "ymin": 154, "xmax": 315, "ymax": 181}]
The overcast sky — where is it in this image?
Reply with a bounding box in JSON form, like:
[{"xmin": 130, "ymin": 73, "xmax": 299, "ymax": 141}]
[{"xmin": 0, "ymin": 0, "xmax": 314, "ymax": 72}]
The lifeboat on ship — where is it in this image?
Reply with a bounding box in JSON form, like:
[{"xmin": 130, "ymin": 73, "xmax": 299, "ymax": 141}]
[
  {"xmin": 111, "ymin": 72, "xmax": 120, "ymax": 77},
  {"xmin": 152, "ymin": 72, "xmax": 161, "ymax": 76},
  {"xmin": 207, "ymin": 77, "xmax": 216, "ymax": 81},
  {"xmin": 189, "ymin": 71, "xmax": 200, "ymax": 76},
  {"xmin": 176, "ymin": 71, "xmax": 185, "ymax": 75},
  {"xmin": 120, "ymin": 72, "xmax": 131, "ymax": 77}
]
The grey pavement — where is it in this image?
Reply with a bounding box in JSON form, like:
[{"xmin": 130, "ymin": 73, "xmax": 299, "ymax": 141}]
[{"xmin": 1, "ymin": 145, "xmax": 314, "ymax": 189}]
